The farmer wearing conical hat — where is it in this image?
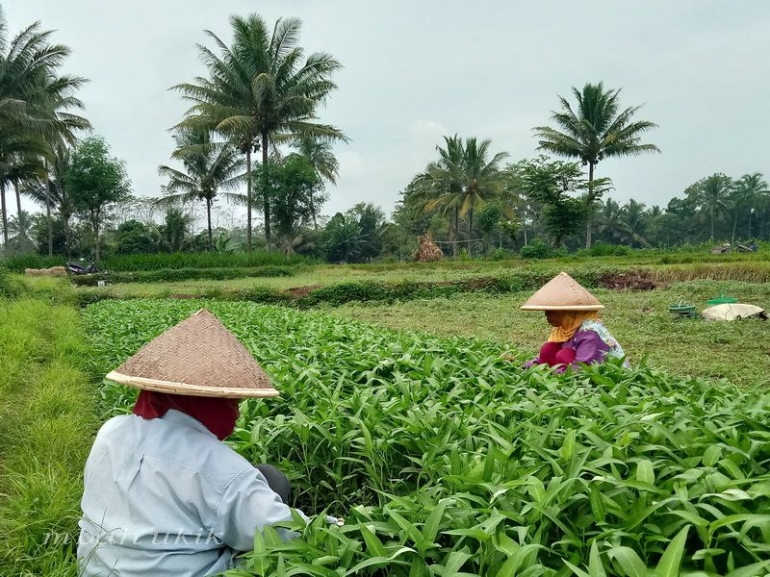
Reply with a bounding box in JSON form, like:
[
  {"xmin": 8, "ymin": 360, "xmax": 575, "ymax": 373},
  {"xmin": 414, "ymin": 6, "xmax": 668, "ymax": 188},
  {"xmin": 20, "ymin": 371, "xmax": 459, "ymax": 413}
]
[
  {"xmin": 521, "ymin": 272, "xmax": 628, "ymax": 371},
  {"xmin": 78, "ymin": 309, "xmax": 336, "ymax": 577}
]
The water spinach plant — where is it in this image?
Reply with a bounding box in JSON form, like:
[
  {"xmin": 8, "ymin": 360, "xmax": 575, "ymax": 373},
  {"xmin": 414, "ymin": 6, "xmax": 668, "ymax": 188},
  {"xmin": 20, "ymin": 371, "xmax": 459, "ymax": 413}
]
[{"xmin": 84, "ymin": 300, "xmax": 770, "ymax": 577}]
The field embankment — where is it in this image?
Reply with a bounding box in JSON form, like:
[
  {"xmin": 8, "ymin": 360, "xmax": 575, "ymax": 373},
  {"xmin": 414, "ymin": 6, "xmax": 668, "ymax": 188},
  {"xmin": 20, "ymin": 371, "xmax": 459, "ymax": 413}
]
[{"xmin": 0, "ymin": 300, "xmax": 97, "ymax": 576}]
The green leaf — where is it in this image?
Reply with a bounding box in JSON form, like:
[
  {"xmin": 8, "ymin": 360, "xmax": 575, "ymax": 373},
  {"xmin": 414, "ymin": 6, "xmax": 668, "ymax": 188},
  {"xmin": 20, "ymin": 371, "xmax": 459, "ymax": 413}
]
[
  {"xmin": 608, "ymin": 546, "xmax": 647, "ymax": 577},
  {"xmin": 422, "ymin": 500, "xmax": 449, "ymax": 543},
  {"xmin": 345, "ymin": 547, "xmax": 415, "ymax": 575},
  {"xmin": 590, "ymin": 485, "xmax": 606, "ymax": 524},
  {"xmin": 359, "ymin": 523, "xmax": 387, "ymax": 557},
  {"xmin": 561, "ymin": 429, "xmax": 577, "ymax": 461},
  {"xmin": 431, "ymin": 551, "xmax": 472, "ymax": 577},
  {"xmin": 703, "ymin": 445, "xmax": 722, "ymax": 467},
  {"xmin": 725, "ymin": 560, "xmax": 770, "ymax": 577},
  {"xmin": 636, "ymin": 460, "xmax": 655, "ymax": 485},
  {"xmin": 655, "ymin": 526, "xmax": 689, "ymax": 577},
  {"xmin": 589, "ymin": 541, "xmax": 607, "ymax": 577}
]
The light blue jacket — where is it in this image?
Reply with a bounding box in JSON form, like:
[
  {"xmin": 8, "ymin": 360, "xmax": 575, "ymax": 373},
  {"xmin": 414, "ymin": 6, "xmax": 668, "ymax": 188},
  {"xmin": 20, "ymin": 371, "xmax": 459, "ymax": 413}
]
[{"xmin": 78, "ymin": 409, "xmax": 301, "ymax": 576}]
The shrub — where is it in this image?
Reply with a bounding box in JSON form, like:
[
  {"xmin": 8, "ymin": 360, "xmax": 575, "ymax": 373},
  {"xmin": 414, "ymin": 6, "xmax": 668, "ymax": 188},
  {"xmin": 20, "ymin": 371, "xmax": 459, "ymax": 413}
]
[
  {"xmin": 519, "ymin": 239, "xmax": 563, "ymax": 259},
  {"xmin": 485, "ymin": 247, "xmax": 515, "ymax": 261}
]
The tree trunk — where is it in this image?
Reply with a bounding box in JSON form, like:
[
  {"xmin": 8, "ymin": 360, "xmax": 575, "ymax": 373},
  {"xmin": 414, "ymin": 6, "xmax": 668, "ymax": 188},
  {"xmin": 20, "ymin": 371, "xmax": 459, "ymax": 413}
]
[
  {"xmin": 44, "ymin": 162, "xmax": 53, "ymax": 256},
  {"xmin": 468, "ymin": 207, "xmax": 474, "ymax": 256},
  {"xmin": 63, "ymin": 211, "xmax": 71, "ymax": 257},
  {"xmin": 14, "ymin": 180, "xmax": 21, "ymax": 219},
  {"xmin": 310, "ymin": 190, "xmax": 317, "ymax": 230},
  {"xmin": 452, "ymin": 205, "xmax": 459, "ymax": 256},
  {"xmin": 748, "ymin": 210, "xmax": 752, "ymax": 240},
  {"xmin": 710, "ymin": 207, "xmax": 715, "ymax": 240},
  {"xmin": 585, "ymin": 162, "xmax": 595, "ymax": 249},
  {"xmin": 262, "ymin": 132, "xmax": 271, "ymax": 246},
  {"xmin": 523, "ymin": 221, "xmax": 528, "ymax": 245},
  {"xmin": 732, "ymin": 212, "xmax": 738, "ymax": 245},
  {"xmin": 246, "ymin": 148, "xmax": 252, "ymax": 251},
  {"xmin": 92, "ymin": 212, "xmax": 100, "ymax": 262},
  {"xmin": 206, "ymin": 197, "xmax": 213, "ymax": 250},
  {"xmin": 1, "ymin": 184, "xmax": 8, "ymax": 245}
]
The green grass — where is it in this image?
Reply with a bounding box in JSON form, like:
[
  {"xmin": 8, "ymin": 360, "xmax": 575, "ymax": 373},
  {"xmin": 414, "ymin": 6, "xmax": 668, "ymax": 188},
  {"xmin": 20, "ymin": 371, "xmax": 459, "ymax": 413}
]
[
  {"xmin": 0, "ymin": 250, "xmax": 308, "ymax": 272},
  {"xmin": 0, "ymin": 300, "xmax": 97, "ymax": 577},
  {"xmin": 83, "ymin": 299, "xmax": 770, "ymax": 577},
  {"xmin": 329, "ymin": 280, "xmax": 770, "ymax": 387}
]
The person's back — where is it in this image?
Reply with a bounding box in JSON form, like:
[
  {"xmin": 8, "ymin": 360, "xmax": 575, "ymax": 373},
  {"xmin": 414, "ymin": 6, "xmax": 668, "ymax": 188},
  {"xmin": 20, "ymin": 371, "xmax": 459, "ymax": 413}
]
[{"xmin": 78, "ymin": 410, "xmax": 294, "ymax": 577}]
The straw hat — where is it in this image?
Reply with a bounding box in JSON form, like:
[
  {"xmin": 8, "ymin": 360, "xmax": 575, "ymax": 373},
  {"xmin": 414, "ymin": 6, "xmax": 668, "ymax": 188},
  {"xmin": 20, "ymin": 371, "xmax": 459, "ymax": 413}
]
[
  {"xmin": 105, "ymin": 309, "xmax": 278, "ymax": 398},
  {"xmin": 520, "ymin": 272, "xmax": 604, "ymax": 311}
]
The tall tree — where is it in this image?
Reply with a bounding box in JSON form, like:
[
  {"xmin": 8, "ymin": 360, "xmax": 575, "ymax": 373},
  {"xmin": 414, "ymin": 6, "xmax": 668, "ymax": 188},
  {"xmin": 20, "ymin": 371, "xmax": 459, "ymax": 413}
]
[
  {"xmin": 0, "ymin": 8, "xmax": 90, "ymax": 251},
  {"xmin": 618, "ymin": 199, "xmax": 650, "ymax": 247},
  {"xmin": 412, "ymin": 135, "xmax": 465, "ymax": 254},
  {"xmin": 732, "ymin": 173, "xmax": 769, "ymax": 240},
  {"xmin": 518, "ymin": 157, "xmax": 588, "ymax": 247},
  {"xmin": 534, "ymin": 81, "xmax": 659, "ymax": 248},
  {"xmin": 22, "ymin": 143, "xmax": 77, "ymax": 254},
  {"xmin": 595, "ymin": 198, "xmax": 622, "ymax": 244},
  {"xmin": 158, "ymin": 128, "xmax": 244, "ymax": 250},
  {"xmin": 686, "ymin": 173, "xmax": 733, "ymax": 241},
  {"xmin": 67, "ymin": 136, "xmax": 131, "ymax": 261},
  {"xmin": 293, "ymin": 136, "xmax": 338, "ymax": 229},
  {"xmin": 174, "ymin": 14, "xmax": 346, "ymax": 249},
  {"xmin": 413, "ymin": 136, "xmax": 508, "ymax": 254},
  {"xmin": 258, "ymin": 153, "xmax": 319, "ymax": 250}
]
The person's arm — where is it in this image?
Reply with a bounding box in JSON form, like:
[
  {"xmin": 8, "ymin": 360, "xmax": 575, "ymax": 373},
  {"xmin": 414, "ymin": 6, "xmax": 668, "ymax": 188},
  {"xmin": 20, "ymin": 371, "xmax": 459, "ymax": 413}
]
[
  {"xmin": 553, "ymin": 330, "xmax": 609, "ymax": 373},
  {"xmin": 214, "ymin": 468, "xmax": 308, "ymax": 551}
]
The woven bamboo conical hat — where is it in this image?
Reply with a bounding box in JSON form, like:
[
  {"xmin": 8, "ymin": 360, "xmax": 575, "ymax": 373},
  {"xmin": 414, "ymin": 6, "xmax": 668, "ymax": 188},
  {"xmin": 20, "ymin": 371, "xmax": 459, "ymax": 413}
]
[
  {"xmin": 520, "ymin": 272, "xmax": 604, "ymax": 311},
  {"xmin": 105, "ymin": 309, "xmax": 278, "ymax": 398}
]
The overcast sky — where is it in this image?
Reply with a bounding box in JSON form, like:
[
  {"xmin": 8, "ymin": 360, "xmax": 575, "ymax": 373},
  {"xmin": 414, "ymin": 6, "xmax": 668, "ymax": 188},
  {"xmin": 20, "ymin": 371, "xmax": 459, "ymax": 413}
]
[{"xmin": 6, "ymin": 0, "xmax": 770, "ymax": 229}]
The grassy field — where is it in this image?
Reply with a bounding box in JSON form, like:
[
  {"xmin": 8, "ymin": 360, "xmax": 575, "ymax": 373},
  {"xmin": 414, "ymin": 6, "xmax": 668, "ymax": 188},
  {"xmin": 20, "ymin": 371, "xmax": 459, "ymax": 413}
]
[
  {"xmin": 0, "ymin": 300, "xmax": 96, "ymax": 577},
  {"xmin": 329, "ymin": 280, "xmax": 770, "ymax": 387}
]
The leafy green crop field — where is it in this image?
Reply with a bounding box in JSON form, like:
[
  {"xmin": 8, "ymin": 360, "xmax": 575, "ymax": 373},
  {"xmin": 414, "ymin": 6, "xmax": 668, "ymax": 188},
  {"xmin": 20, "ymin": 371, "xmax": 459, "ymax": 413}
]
[{"xmin": 84, "ymin": 299, "xmax": 770, "ymax": 577}]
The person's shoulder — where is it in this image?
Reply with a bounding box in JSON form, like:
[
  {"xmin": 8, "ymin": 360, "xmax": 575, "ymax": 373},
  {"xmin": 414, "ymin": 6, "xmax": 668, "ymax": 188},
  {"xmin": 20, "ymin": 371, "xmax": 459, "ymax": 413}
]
[
  {"xmin": 577, "ymin": 319, "xmax": 604, "ymax": 333},
  {"xmin": 95, "ymin": 414, "xmax": 134, "ymax": 439}
]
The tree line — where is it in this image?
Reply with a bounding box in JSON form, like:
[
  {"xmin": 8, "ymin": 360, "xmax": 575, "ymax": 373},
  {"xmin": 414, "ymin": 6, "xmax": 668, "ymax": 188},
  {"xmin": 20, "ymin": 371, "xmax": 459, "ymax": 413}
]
[{"xmin": 3, "ymin": 8, "xmax": 766, "ymax": 266}]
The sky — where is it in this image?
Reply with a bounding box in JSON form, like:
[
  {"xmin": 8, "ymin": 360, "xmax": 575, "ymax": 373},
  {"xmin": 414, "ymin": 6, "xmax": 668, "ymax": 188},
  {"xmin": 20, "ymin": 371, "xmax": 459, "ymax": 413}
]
[{"xmin": 6, "ymin": 0, "xmax": 770, "ymax": 230}]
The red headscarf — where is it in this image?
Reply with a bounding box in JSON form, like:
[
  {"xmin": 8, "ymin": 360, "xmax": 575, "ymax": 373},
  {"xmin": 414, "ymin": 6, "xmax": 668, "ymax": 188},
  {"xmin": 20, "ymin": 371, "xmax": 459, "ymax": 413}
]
[{"xmin": 133, "ymin": 390, "xmax": 240, "ymax": 440}]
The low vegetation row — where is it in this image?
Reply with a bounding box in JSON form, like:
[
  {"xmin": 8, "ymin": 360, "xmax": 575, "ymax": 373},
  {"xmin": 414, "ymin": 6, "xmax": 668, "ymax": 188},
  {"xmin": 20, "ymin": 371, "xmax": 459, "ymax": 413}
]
[{"xmin": 69, "ymin": 265, "xmax": 296, "ymax": 286}]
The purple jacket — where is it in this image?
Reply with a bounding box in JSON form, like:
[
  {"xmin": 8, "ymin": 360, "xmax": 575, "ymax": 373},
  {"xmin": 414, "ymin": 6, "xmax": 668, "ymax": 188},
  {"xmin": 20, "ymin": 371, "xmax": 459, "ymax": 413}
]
[{"xmin": 525, "ymin": 320, "xmax": 627, "ymax": 372}]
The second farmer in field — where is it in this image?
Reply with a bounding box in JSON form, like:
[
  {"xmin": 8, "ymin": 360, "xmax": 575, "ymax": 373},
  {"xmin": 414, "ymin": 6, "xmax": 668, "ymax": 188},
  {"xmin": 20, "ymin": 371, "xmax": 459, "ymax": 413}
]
[{"xmin": 521, "ymin": 272, "xmax": 629, "ymax": 371}]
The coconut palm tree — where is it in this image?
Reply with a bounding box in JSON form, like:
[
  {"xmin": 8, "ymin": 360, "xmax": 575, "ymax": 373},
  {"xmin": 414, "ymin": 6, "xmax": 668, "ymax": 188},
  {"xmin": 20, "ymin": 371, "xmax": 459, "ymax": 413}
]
[
  {"xmin": 0, "ymin": 8, "xmax": 90, "ymax": 250},
  {"xmin": 595, "ymin": 198, "xmax": 622, "ymax": 244},
  {"xmin": 417, "ymin": 137, "xmax": 509, "ymax": 254},
  {"xmin": 689, "ymin": 173, "xmax": 733, "ymax": 240},
  {"xmin": 412, "ymin": 135, "xmax": 465, "ymax": 254},
  {"xmin": 534, "ymin": 82, "xmax": 659, "ymax": 248},
  {"xmin": 158, "ymin": 128, "xmax": 245, "ymax": 250},
  {"xmin": 459, "ymin": 138, "xmax": 510, "ymax": 242},
  {"xmin": 732, "ymin": 173, "xmax": 769, "ymax": 240},
  {"xmin": 618, "ymin": 199, "xmax": 650, "ymax": 247},
  {"xmin": 22, "ymin": 142, "xmax": 77, "ymax": 254},
  {"xmin": 293, "ymin": 136, "xmax": 338, "ymax": 229},
  {"xmin": 174, "ymin": 14, "xmax": 346, "ymax": 249}
]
